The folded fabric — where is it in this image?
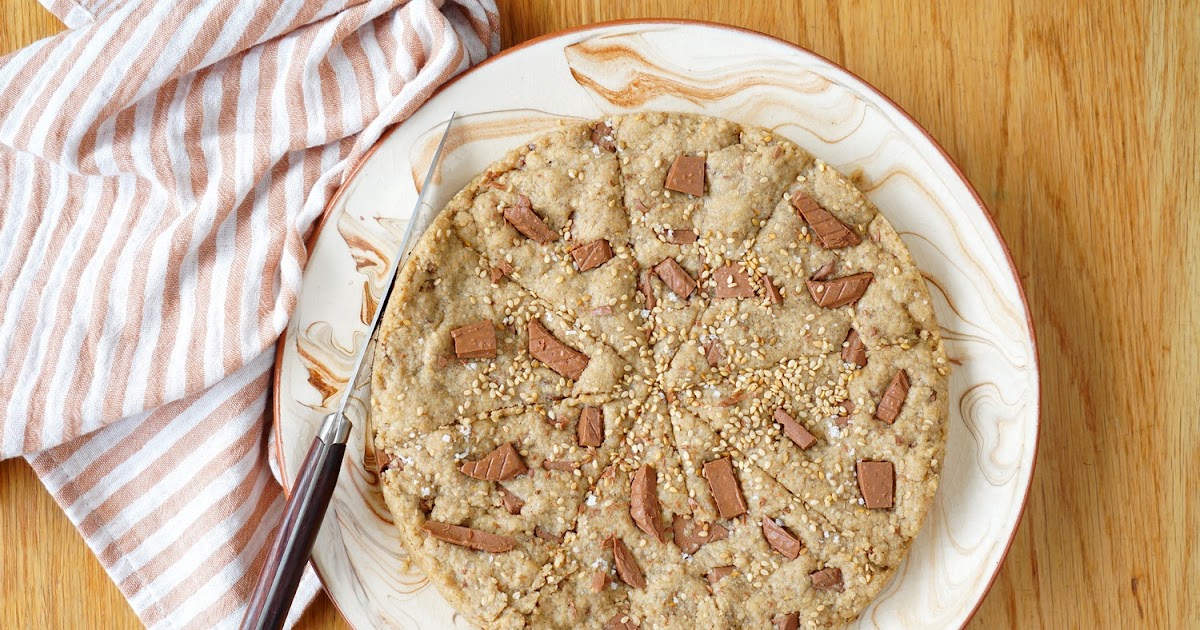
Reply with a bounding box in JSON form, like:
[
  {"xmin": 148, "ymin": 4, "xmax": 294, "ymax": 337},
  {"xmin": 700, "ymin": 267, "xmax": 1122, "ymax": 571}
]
[{"xmin": 0, "ymin": 0, "xmax": 500, "ymax": 626}]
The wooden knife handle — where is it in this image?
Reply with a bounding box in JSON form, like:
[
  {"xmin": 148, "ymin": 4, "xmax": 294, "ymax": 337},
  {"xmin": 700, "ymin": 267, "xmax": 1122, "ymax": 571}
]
[{"xmin": 241, "ymin": 415, "xmax": 346, "ymax": 630}]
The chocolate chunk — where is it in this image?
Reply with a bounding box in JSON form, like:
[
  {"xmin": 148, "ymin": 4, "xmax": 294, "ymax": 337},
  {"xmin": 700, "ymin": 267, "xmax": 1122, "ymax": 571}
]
[
  {"xmin": 497, "ymin": 485, "xmax": 524, "ymax": 515},
  {"xmin": 591, "ymin": 122, "xmax": 617, "ymax": 152},
  {"xmin": 842, "ymin": 328, "xmax": 867, "ymax": 367},
  {"xmin": 450, "ymin": 320, "xmax": 497, "ymax": 360},
  {"xmin": 418, "ymin": 497, "xmax": 434, "ymax": 514},
  {"xmin": 810, "ymin": 261, "xmax": 837, "ymax": 281},
  {"xmin": 664, "ymin": 155, "xmax": 705, "ymax": 197},
  {"xmin": 423, "ymin": 521, "xmax": 515, "ymax": 553},
  {"xmin": 717, "ymin": 390, "xmax": 749, "ymax": 407},
  {"xmin": 577, "ymin": 406, "xmax": 604, "ymax": 447},
  {"xmin": 528, "ymin": 319, "xmax": 590, "ymax": 380},
  {"xmin": 534, "ymin": 526, "xmax": 564, "ymax": 544},
  {"xmin": 503, "ymin": 194, "xmax": 557, "ymax": 244},
  {"xmin": 542, "ymin": 459, "xmax": 579, "ymax": 472},
  {"xmin": 665, "ymin": 227, "xmax": 698, "ymax": 244},
  {"xmin": 772, "ymin": 408, "xmax": 817, "ymax": 450},
  {"xmin": 459, "ymin": 442, "xmax": 527, "ymax": 481},
  {"xmin": 875, "ymin": 369, "xmax": 909, "ymax": 424},
  {"xmin": 840, "ymin": 398, "xmax": 857, "ymax": 415},
  {"xmin": 857, "ymin": 460, "xmax": 894, "ymax": 509},
  {"xmin": 604, "ymin": 612, "xmax": 639, "ymax": 630},
  {"xmin": 763, "ymin": 275, "xmax": 784, "ymax": 304},
  {"xmin": 809, "ymin": 567, "xmax": 844, "ymax": 592},
  {"xmin": 702, "ymin": 457, "xmax": 747, "ymax": 519},
  {"xmin": 762, "ymin": 516, "xmax": 803, "ymax": 559},
  {"xmin": 591, "ymin": 570, "xmax": 611, "ymax": 593},
  {"xmin": 773, "ymin": 612, "xmax": 800, "ymax": 630},
  {"xmin": 630, "ymin": 465, "xmax": 665, "ymax": 542},
  {"xmin": 712, "ymin": 264, "xmax": 755, "ymax": 298},
  {"xmin": 672, "ymin": 515, "xmax": 728, "ymax": 554},
  {"xmin": 706, "ymin": 565, "xmax": 737, "ymax": 584},
  {"xmin": 489, "ymin": 260, "xmax": 513, "ymax": 283},
  {"xmin": 611, "ymin": 537, "xmax": 646, "ymax": 588},
  {"xmin": 638, "ymin": 270, "xmax": 657, "ymax": 309},
  {"xmin": 652, "ymin": 258, "xmax": 696, "ymax": 299},
  {"xmin": 792, "ymin": 192, "xmax": 861, "ymax": 249},
  {"xmin": 806, "ymin": 272, "xmax": 874, "ymax": 308},
  {"xmin": 571, "ymin": 239, "xmax": 613, "ymax": 271},
  {"xmin": 834, "ymin": 416, "xmax": 851, "ymax": 428},
  {"xmin": 702, "ymin": 338, "xmax": 724, "ymax": 367}
]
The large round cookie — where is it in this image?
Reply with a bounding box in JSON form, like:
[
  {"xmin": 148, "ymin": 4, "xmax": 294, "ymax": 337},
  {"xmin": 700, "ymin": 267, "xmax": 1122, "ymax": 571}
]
[{"xmin": 370, "ymin": 112, "xmax": 949, "ymax": 629}]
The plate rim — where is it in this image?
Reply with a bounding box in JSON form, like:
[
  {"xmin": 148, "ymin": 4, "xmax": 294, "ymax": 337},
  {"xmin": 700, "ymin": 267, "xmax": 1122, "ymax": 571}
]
[{"xmin": 271, "ymin": 17, "xmax": 1041, "ymax": 628}]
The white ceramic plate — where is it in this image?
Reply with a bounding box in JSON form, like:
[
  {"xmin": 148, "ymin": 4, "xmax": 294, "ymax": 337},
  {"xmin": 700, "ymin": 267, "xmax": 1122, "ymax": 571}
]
[{"xmin": 274, "ymin": 19, "xmax": 1039, "ymax": 629}]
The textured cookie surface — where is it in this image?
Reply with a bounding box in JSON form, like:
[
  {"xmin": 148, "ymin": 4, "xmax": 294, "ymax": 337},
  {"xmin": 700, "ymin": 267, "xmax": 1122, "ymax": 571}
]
[{"xmin": 371, "ymin": 113, "xmax": 950, "ymax": 629}]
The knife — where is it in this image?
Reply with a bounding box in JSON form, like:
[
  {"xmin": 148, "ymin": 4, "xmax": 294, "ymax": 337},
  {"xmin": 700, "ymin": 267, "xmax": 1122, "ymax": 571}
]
[{"xmin": 241, "ymin": 112, "xmax": 458, "ymax": 630}]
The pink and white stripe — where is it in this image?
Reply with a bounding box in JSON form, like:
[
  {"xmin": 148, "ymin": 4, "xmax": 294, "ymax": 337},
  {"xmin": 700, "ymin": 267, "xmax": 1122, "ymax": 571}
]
[{"xmin": 0, "ymin": 0, "xmax": 499, "ymax": 625}]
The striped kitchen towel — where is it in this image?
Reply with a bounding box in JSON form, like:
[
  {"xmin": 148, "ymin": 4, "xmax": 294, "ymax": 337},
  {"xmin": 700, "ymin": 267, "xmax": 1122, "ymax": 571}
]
[{"xmin": 0, "ymin": 0, "xmax": 499, "ymax": 627}]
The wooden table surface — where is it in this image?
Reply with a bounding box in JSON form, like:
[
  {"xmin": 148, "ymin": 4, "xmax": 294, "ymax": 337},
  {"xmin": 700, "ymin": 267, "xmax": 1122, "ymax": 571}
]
[{"xmin": 2, "ymin": 1, "xmax": 1197, "ymax": 628}]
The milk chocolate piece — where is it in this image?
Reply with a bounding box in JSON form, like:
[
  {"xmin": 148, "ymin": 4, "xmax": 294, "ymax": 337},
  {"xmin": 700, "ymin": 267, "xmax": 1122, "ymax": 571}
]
[
  {"xmin": 638, "ymin": 270, "xmax": 657, "ymax": 310},
  {"xmin": 806, "ymin": 272, "xmax": 874, "ymax": 308},
  {"xmin": 459, "ymin": 442, "xmax": 527, "ymax": 481},
  {"xmin": 762, "ymin": 516, "xmax": 803, "ymax": 559},
  {"xmin": 703, "ymin": 457, "xmax": 747, "ymax": 519},
  {"xmin": 706, "ymin": 565, "xmax": 737, "ymax": 584},
  {"xmin": 578, "ymin": 406, "xmax": 604, "ymax": 447},
  {"xmin": 773, "ymin": 612, "xmax": 800, "ymax": 630},
  {"xmin": 717, "ymin": 390, "xmax": 749, "ymax": 407},
  {"xmin": 497, "ymin": 485, "xmax": 524, "ymax": 515},
  {"xmin": 810, "ymin": 261, "xmax": 836, "ymax": 282},
  {"xmin": 810, "ymin": 567, "xmax": 844, "ymax": 592},
  {"xmin": 665, "ymin": 228, "xmax": 697, "ymax": 244},
  {"xmin": 672, "ymin": 515, "xmax": 729, "ymax": 554},
  {"xmin": 591, "ymin": 570, "xmax": 611, "ymax": 593},
  {"xmin": 450, "ymin": 320, "xmax": 497, "ymax": 359},
  {"xmin": 772, "ymin": 408, "xmax": 817, "ymax": 450},
  {"xmin": 839, "ymin": 398, "xmax": 857, "ymax": 415},
  {"xmin": 763, "ymin": 274, "xmax": 784, "ymax": 304},
  {"xmin": 713, "ymin": 264, "xmax": 755, "ymax": 298},
  {"xmin": 528, "ymin": 318, "xmax": 590, "ymax": 380},
  {"xmin": 503, "ymin": 194, "xmax": 557, "ymax": 244},
  {"xmin": 664, "ymin": 155, "xmax": 705, "ymax": 197},
  {"xmin": 542, "ymin": 459, "xmax": 579, "ymax": 472},
  {"xmin": 792, "ymin": 192, "xmax": 861, "ymax": 249},
  {"xmin": 534, "ymin": 526, "xmax": 564, "ymax": 544},
  {"xmin": 702, "ymin": 338, "xmax": 724, "ymax": 367},
  {"xmin": 571, "ymin": 239, "xmax": 613, "ymax": 271},
  {"xmin": 875, "ymin": 369, "xmax": 909, "ymax": 424},
  {"xmin": 842, "ymin": 328, "xmax": 867, "ymax": 367},
  {"xmin": 611, "ymin": 537, "xmax": 646, "ymax": 588},
  {"xmin": 630, "ymin": 465, "xmax": 664, "ymax": 542},
  {"xmin": 604, "ymin": 612, "xmax": 639, "ymax": 630},
  {"xmin": 652, "ymin": 258, "xmax": 696, "ymax": 299},
  {"xmin": 489, "ymin": 260, "xmax": 513, "ymax": 283},
  {"xmin": 857, "ymin": 460, "xmax": 894, "ymax": 509},
  {"xmin": 591, "ymin": 121, "xmax": 616, "ymax": 152},
  {"xmin": 423, "ymin": 521, "xmax": 515, "ymax": 553}
]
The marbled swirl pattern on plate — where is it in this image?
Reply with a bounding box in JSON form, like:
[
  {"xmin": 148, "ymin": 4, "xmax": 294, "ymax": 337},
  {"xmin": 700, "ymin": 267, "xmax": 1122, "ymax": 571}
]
[{"xmin": 274, "ymin": 21, "xmax": 1038, "ymax": 629}]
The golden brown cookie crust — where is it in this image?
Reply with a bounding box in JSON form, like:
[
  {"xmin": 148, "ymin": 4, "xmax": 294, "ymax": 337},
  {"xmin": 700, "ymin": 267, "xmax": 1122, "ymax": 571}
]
[{"xmin": 371, "ymin": 113, "xmax": 949, "ymax": 629}]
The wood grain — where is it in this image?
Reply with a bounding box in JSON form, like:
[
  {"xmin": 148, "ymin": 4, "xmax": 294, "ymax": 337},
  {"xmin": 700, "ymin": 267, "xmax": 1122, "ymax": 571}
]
[{"xmin": 1, "ymin": 0, "xmax": 1196, "ymax": 628}]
